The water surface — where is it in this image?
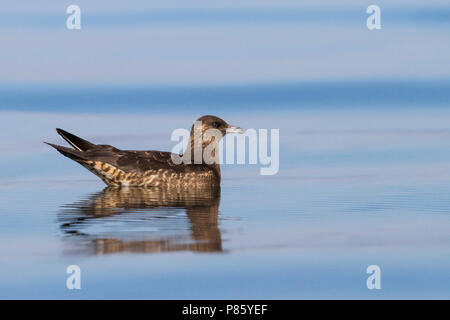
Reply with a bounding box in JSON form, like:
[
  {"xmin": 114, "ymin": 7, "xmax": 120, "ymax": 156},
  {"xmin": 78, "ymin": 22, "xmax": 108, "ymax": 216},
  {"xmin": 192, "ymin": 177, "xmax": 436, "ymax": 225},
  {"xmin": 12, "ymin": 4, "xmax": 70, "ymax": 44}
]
[
  {"xmin": 1, "ymin": 0, "xmax": 450, "ymax": 299},
  {"xmin": 1, "ymin": 92, "xmax": 450, "ymax": 298}
]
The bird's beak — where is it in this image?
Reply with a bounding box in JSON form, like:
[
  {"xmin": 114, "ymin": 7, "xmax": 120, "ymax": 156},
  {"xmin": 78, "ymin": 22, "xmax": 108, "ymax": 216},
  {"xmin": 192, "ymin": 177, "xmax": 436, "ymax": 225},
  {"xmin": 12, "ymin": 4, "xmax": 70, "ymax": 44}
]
[{"xmin": 226, "ymin": 125, "xmax": 244, "ymax": 134}]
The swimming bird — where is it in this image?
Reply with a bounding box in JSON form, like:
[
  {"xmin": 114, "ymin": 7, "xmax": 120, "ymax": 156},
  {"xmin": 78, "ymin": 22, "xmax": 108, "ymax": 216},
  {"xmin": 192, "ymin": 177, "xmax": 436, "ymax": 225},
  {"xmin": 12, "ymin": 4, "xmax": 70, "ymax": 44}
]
[{"xmin": 45, "ymin": 115, "xmax": 243, "ymax": 187}]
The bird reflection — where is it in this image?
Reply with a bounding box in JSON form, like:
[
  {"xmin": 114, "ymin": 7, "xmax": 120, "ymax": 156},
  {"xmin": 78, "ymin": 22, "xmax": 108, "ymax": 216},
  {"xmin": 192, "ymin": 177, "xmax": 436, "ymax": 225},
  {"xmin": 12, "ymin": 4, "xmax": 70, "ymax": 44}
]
[{"xmin": 59, "ymin": 186, "xmax": 223, "ymax": 255}]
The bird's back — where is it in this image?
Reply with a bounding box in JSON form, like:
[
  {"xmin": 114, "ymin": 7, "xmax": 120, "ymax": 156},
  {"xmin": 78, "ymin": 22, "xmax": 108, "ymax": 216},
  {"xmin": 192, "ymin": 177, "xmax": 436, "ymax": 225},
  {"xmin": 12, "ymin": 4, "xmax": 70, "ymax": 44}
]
[{"xmin": 81, "ymin": 149, "xmax": 220, "ymax": 187}]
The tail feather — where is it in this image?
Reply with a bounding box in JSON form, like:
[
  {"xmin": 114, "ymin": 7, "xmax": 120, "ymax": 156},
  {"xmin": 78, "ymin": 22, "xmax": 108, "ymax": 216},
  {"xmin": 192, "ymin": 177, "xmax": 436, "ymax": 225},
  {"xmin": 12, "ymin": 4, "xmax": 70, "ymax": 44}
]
[
  {"xmin": 44, "ymin": 142, "xmax": 87, "ymax": 162},
  {"xmin": 56, "ymin": 128, "xmax": 96, "ymax": 151}
]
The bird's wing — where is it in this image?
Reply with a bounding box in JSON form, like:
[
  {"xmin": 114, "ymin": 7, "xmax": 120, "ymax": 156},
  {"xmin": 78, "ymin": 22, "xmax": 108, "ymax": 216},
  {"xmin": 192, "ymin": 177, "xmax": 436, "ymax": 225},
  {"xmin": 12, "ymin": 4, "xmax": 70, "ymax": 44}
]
[
  {"xmin": 46, "ymin": 142, "xmax": 180, "ymax": 174},
  {"xmin": 56, "ymin": 128, "xmax": 97, "ymax": 151},
  {"xmin": 47, "ymin": 128, "xmax": 188, "ymax": 174}
]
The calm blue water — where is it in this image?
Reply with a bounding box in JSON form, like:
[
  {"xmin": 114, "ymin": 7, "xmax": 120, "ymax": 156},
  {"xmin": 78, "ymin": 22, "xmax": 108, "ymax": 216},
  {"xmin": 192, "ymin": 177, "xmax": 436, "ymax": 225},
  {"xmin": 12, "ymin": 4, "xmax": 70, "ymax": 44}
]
[
  {"xmin": 1, "ymin": 0, "xmax": 450, "ymax": 300},
  {"xmin": 1, "ymin": 82, "xmax": 450, "ymax": 299},
  {"xmin": 1, "ymin": 80, "xmax": 450, "ymax": 113}
]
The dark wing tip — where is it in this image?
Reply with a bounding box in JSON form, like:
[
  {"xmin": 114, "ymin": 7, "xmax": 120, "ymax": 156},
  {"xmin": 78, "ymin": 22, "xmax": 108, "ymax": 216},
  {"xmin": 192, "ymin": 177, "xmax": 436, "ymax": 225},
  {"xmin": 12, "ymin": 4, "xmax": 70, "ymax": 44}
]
[
  {"xmin": 44, "ymin": 141, "xmax": 87, "ymax": 161},
  {"xmin": 54, "ymin": 128, "xmax": 96, "ymax": 151}
]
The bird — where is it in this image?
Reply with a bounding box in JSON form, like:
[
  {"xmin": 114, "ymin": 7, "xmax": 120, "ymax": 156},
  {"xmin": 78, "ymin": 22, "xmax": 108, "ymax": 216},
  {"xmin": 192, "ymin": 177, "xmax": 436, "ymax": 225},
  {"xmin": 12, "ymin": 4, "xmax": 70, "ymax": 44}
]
[{"xmin": 45, "ymin": 115, "xmax": 243, "ymax": 188}]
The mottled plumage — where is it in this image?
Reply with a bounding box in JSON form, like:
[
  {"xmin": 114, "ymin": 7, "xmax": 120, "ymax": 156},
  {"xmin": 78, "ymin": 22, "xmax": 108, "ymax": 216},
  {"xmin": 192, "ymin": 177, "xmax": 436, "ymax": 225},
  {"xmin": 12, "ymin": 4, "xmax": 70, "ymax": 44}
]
[{"xmin": 45, "ymin": 115, "xmax": 242, "ymax": 187}]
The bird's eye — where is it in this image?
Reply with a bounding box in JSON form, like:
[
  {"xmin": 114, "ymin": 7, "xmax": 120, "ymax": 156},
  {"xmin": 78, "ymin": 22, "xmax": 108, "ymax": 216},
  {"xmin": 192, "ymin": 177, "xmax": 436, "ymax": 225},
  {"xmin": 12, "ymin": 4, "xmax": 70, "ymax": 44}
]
[{"xmin": 212, "ymin": 122, "xmax": 220, "ymax": 128}]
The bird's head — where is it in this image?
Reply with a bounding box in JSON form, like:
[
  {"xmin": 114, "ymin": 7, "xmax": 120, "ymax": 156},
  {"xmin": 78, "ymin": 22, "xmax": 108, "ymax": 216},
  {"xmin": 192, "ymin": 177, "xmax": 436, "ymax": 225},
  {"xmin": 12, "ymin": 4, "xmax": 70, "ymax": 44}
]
[
  {"xmin": 192, "ymin": 115, "xmax": 243, "ymax": 139},
  {"xmin": 187, "ymin": 115, "xmax": 243, "ymax": 165}
]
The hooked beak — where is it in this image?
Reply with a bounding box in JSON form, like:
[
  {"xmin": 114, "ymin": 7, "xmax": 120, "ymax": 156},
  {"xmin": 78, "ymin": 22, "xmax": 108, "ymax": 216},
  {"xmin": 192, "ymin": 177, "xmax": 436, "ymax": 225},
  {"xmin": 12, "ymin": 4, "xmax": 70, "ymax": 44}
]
[{"xmin": 226, "ymin": 125, "xmax": 244, "ymax": 134}]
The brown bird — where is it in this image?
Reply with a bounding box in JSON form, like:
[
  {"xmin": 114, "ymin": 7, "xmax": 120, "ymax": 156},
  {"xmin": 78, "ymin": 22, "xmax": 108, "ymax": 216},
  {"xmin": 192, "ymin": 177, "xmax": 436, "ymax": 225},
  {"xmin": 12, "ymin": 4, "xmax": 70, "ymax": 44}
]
[{"xmin": 46, "ymin": 115, "xmax": 243, "ymax": 187}]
